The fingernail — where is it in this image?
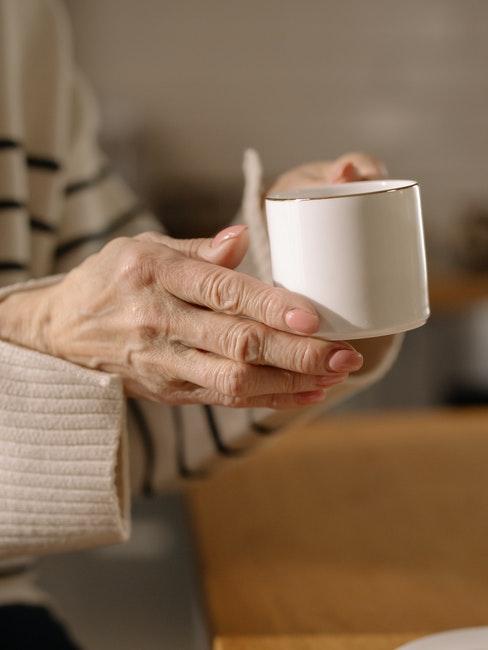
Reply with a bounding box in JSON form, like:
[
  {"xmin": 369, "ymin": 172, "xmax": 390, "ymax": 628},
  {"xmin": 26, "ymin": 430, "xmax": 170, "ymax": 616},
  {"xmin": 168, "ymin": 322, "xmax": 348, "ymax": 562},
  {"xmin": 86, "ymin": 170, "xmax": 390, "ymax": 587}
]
[
  {"xmin": 332, "ymin": 161, "xmax": 359, "ymax": 184},
  {"xmin": 316, "ymin": 372, "xmax": 348, "ymax": 387},
  {"xmin": 211, "ymin": 224, "xmax": 248, "ymax": 248},
  {"xmin": 285, "ymin": 308, "xmax": 320, "ymax": 334},
  {"xmin": 327, "ymin": 349, "xmax": 364, "ymax": 373},
  {"xmin": 295, "ymin": 389, "xmax": 326, "ymax": 405}
]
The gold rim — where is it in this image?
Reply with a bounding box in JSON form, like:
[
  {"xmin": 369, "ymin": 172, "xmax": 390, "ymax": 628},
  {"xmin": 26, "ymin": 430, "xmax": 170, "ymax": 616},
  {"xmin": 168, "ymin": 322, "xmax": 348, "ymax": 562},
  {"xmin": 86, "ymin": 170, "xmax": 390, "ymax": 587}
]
[{"xmin": 265, "ymin": 181, "xmax": 419, "ymax": 201}]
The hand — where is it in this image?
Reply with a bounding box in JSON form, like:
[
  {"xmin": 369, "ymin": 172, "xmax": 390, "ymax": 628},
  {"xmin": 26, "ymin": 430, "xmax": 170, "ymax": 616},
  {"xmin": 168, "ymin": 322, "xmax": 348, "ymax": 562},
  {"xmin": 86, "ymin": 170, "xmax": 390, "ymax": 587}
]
[
  {"xmin": 0, "ymin": 227, "xmax": 363, "ymax": 409},
  {"xmin": 269, "ymin": 151, "xmax": 388, "ymax": 194}
]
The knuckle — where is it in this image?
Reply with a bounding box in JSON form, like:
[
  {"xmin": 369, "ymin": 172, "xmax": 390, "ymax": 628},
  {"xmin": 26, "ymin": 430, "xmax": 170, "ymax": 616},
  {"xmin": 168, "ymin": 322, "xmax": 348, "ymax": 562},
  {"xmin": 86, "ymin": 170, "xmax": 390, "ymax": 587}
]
[
  {"xmin": 132, "ymin": 296, "xmax": 176, "ymax": 343},
  {"xmin": 294, "ymin": 341, "xmax": 324, "ymax": 374},
  {"xmin": 138, "ymin": 323, "xmax": 160, "ymax": 343},
  {"xmin": 218, "ymin": 364, "xmax": 250, "ymax": 397},
  {"xmin": 258, "ymin": 287, "xmax": 286, "ymax": 323},
  {"xmin": 225, "ymin": 321, "xmax": 266, "ymax": 363},
  {"xmin": 160, "ymin": 254, "xmax": 188, "ymax": 286},
  {"xmin": 118, "ymin": 242, "xmax": 155, "ymax": 287},
  {"xmin": 282, "ymin": 370, "xmax": 302, "ymax": 392},
  {"xmin": 220, "ymin": 393, "xmax": 253, "ymax": 409},
  {"xmin": 134, "ymin": 311, "xmax": 168, "ymax": 344},
  {"xmin": 199, "ymin": 268, "xmax": 241, "ymax": 312},
  {"xmin": 103, "ymin": 236, "xmax": 132, "ymax": 253},
  {"xmin": 218, "ymin": 393, "xmax": 236, "ymax": 407},
  {"xmin": 185, "ymin": 238, "xmax": 205, "ymax": 259}
]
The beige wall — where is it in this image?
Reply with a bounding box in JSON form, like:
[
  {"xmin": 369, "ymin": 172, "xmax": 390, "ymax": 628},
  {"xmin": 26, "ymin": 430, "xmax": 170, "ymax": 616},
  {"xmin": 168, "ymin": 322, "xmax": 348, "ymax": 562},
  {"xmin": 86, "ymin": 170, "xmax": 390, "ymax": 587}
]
[{"xmin": 66, "ymin": 0, "xmax": 488, "ymax": 248}]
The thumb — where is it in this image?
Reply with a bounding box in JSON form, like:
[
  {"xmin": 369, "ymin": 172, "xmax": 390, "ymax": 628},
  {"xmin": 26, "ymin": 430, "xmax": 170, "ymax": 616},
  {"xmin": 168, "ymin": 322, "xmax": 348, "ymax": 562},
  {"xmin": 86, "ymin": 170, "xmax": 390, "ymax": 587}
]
[{"xmin": 137, "ymin": 225, "xmax": 249, "ymax": 269}]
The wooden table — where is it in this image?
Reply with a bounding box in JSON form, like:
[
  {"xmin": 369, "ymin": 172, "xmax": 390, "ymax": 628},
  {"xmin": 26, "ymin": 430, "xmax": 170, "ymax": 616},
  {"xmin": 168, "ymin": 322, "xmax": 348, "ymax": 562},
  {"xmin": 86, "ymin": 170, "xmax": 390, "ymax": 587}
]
[
  {"xmin": 185, "ymin": 408, "xmax": 488, "ymax": 650},
  {"xmin": 428, "ymin": 272, "xmax": 488, "ymax": 312},
  {"xmin": 212, "ymin": 635, "xmax": 414, "ymax": 649}
]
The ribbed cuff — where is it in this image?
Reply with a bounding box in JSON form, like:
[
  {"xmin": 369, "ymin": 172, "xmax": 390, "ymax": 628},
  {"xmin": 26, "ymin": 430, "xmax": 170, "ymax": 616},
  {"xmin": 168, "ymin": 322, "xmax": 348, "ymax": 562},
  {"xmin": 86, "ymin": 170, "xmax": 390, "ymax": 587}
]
[{"xmin": 0, "ymin": 328, "xmax": 129, "ymax": 557}]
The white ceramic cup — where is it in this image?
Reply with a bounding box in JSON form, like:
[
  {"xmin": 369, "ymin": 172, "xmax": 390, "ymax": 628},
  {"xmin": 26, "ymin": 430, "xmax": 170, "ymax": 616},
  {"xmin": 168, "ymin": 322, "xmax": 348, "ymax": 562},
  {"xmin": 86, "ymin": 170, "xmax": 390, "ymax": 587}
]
[{"xmin": 265, "ymin": 179, "xmax": 430, "ymax": 341}]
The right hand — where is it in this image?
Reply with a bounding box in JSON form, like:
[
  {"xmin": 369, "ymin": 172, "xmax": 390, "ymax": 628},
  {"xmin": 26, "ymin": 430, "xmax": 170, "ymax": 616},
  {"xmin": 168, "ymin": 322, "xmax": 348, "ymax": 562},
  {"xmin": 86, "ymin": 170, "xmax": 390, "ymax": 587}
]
[{"xmin": 3, "ymin": 226, "xmax": 363, "ymax": 409}]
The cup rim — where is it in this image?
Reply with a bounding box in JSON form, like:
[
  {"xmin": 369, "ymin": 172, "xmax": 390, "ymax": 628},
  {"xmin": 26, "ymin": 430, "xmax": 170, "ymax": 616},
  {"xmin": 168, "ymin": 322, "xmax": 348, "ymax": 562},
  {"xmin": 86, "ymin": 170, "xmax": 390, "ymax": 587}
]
[{"xmin": 266, "ymin": 179, "xmax": 418, "ymax": 201}]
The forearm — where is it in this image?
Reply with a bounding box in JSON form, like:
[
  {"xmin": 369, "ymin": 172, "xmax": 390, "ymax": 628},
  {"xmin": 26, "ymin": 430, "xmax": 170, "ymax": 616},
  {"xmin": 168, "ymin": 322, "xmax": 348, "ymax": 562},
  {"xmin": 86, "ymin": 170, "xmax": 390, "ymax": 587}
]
[{"xmin": 0, "ymin": 284, "xmax": 130, "ymax": 558}]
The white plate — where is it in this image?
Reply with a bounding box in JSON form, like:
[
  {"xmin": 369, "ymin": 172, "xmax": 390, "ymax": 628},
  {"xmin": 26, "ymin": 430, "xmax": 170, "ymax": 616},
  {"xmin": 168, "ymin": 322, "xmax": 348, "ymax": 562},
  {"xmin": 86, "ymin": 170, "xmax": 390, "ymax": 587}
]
[{"xmin": 398, "ymin": 627, "xmax": 488, "ymax": 649}]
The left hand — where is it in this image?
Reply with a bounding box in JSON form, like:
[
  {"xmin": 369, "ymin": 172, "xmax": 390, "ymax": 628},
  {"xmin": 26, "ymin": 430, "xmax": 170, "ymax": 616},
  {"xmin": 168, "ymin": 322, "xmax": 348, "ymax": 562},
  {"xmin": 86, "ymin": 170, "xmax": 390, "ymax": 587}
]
[{"xmin": 269, "ymin": 151, "xmax": 388, "ymax": 194}]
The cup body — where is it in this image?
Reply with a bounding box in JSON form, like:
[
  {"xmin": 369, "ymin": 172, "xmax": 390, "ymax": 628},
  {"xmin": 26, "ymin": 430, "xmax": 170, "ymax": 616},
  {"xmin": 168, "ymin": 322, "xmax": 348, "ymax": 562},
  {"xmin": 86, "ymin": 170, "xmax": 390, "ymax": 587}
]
[{"xmin": 265, "ymin": 180, "xmax": 430, "ymax": 340}]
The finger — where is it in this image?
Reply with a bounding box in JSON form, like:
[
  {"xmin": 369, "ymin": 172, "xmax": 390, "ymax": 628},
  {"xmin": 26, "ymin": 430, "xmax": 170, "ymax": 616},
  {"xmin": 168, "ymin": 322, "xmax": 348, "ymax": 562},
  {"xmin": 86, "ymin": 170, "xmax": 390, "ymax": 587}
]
[
  {"xmin": 268, "ymin": 155, "xmax": 388, "ymax": 195},
  {"xmin": 177, "ymin": 304, "xmax": 363, "ymax": 375},
  {"xmin": 171, "ymin": 386, "xmax": 329, "ymax": 409},
  {"xmin": 168, "ymin": 346, "xmax": 349, "ymax": 398},
  {"xmin": 330, "ymin": 161, "xmax": 364, "ymax": 184},
  {"xmin": 331, "ymin": 152, "xmax": 388, "ymax": 180},
  {"xmin": 158, "ymin": 256, "xmax": 322, "ymax": 335},
  {"xmin": 135, "ymin": 225, "xmax": 249, "ymax": 269},
  {"xmin": 268, "ymin": 162, "xmax": 335, "ymax": 193}
]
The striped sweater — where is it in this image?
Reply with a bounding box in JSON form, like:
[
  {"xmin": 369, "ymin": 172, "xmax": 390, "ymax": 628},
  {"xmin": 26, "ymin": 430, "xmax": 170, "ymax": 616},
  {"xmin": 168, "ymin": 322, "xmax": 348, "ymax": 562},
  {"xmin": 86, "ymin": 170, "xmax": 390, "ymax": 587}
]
[{"xmin": 0, "ymin": 0, "xmax": 402, "ymax": 559}]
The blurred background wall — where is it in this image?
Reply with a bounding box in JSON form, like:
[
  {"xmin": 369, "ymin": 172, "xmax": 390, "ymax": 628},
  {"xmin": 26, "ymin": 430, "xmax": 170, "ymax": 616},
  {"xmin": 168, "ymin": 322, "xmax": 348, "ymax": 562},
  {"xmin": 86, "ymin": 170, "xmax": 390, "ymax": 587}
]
[{"xmin": 66, "ymin": 0, "xmax": 488, "ymax": 255}]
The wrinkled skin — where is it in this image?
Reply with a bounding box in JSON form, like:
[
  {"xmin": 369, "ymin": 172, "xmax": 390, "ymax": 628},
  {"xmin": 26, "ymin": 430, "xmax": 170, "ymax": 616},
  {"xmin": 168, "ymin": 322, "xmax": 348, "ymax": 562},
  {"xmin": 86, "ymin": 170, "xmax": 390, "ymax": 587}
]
[{"xmin": 0, "ymin": 152, "xmax": 386, "ymax": 409}]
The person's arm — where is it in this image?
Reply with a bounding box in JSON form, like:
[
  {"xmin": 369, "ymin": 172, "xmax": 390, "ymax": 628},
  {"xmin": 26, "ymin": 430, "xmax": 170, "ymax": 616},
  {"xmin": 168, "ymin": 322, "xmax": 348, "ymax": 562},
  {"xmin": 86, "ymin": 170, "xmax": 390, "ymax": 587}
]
[
  {"xmin": 0, "ymin": 0, "xmax": 158, "ymax": 557},
  {"xmin": 0, "ymin": 277, "xmax": 130, "ymax": 558}
]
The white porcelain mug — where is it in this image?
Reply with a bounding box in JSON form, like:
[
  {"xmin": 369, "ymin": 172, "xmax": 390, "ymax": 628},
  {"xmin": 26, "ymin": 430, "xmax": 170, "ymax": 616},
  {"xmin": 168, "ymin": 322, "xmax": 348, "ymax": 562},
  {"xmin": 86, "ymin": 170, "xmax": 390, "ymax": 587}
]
[{"xmin": 265, "ymin": 180, "xmax": 430, "ymax": 341}]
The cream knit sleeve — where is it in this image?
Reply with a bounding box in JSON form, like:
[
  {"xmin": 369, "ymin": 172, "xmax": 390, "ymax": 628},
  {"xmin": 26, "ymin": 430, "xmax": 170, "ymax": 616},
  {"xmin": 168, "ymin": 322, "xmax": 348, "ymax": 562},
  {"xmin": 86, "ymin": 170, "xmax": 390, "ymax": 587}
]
[{"xmin": 0, "ymin": 277, "xmax": 130, "ymax": 558}]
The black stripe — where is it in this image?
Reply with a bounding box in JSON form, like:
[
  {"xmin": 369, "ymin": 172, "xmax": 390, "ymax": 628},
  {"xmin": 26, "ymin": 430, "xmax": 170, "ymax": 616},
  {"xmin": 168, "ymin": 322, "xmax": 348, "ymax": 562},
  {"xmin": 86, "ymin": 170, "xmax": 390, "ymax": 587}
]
[
  {"xmin": 250, "ymin": 419, "xmax": 279, "ymax": 435},
  {"xmin": 30, "ymin": 216, "xmax": 57, "ymax": 234},
  {"xmin": 0, "ymin": 138, "xmax": 61, "ymax": 170},
  {"xmin": 0, "ymin": 202, "xmax": 57, "ymax": 233},
  {"xmin": 55, "ymin": 203, "xmax": 145, "ymax": 258},
  {"xmin": 0, "ymin": 199, "xmax": 24, "ymax": 210},
  {"xmin": 172, "ymin": 406, "xmax": 207, "ymax": 479},
  {"xmin": 128, "ymin": 399, "xmax": 155, "ymax": 497},
  {"xmin": 0, "ymin": 261, "xmax": 27, "ymax": 272},
  {"xmin": 203, "ymin": 405, "xmax": 245, "ymax": 457},
  {"xmin": 65, "ymin": 164, "xmax": 112, "ymax": 196},
  {"xmin": 247, "ymin": 408, "xmax": 280, "ymax": 435},
  {"xmin": 0, "ymin": 138, "xmax": 20, "ymax": 150},
  {"xmin": 26, "ymin": 154, "xmax": 61, "ymax": 172}
]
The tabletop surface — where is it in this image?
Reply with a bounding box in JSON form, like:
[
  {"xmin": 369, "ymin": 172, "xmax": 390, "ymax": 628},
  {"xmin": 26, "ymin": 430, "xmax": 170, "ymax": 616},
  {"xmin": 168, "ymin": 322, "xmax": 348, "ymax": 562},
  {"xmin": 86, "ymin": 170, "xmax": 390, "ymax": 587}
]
[
  {"xmin": 185, "ymin": 408, "xmax": 488, "ymax": 650},
  {"xmin": 213, "ymin": 635, "xmax": 416, "ymax": 649},
  {"xmin": 428, "ymin": 271, "xmax": 488, "ymax": 312}
]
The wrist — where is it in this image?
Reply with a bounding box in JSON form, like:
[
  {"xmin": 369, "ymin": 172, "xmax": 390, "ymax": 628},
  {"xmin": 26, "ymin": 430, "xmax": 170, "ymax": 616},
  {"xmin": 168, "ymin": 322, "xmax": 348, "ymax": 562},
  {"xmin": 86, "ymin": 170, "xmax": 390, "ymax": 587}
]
[{"xmin": 0, "ymin": 284, "xmax": 57, "ymax": 356}]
